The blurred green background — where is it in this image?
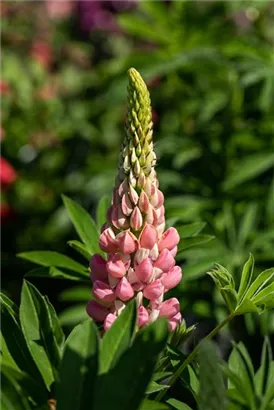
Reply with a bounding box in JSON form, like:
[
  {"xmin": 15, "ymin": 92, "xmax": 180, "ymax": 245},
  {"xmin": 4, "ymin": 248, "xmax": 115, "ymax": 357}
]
[{"xmin": 1, "ymin": 0, "xmax": 274, "ymax": 358}]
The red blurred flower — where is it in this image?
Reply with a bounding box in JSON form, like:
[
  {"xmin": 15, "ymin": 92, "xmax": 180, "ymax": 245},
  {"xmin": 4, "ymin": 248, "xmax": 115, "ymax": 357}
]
[
  {"xmin": 1, "ymin": 157, "xmax": 17, "ymax": 188},
  {"xmin": 30, "ymin": 41, "xmax": 52, "ymax": 69},
  {"xmin": 0, "ymin": 80, "xmax": 10, "ymax": 95}
]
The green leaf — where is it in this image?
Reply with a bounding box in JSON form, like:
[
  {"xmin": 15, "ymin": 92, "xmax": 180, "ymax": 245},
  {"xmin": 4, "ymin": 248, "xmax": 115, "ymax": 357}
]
[
  {"xmin": 59, "ymin": 304, "xmax": 88, "ymax": 327},
  {"xmin": 92, "ymin": 319, "xmax": 168, "ymax": 410},
  {"xmin": 18, "ymin": 251, "xmax": 88, "ymax": 276},
  {"xmin": 45, "ymin": 296, "xmax": 65, "ymax": 350},
  {"xmin": 226, "ymin": 343, "xmax": 256, "ymax": 408},
  {"xmin": 99, "ymin": 300, "xmax": 137, "ymax": 374},
  {"xmin": 146, "ymin": 381, "xmax": 169, "ymax": 394},
  {"xmin": 68, "ymin": 240, "xmax": 91, "ymax": 261},
  {"xmin": 62, "ymin": 195, "xmax": 100, "ymax": 255},
  {"xmin": 261, "ymin": 362, "xmax": 274, "ymax": 409},
  {"xmin": 25, "ymin": 266, "xmax": 88, "ymax": 281},
  {"xmin": 59, "ymin": 286, "xmax": 91, "ymax": 302},
  {"xmin": 56, "ymin": 320, "xmax": 99, "ymax": 410},
  {"xmin": 0, "ymin": 294, "xmax": 45, "ymax": 386},
  {"xmin": 237, "ymin": 254, "xmax": 254, "ymax": 304},
  {"xmin": 237, "ymin": 203, "xmax": 258, "ymax": 247},
  {"xmin": 244, "ymin": 268, "xmax": 274, "ymax": 301},
  {"xmin": 223, "ymin": 152, "xmax": 274, "ymax": 190},
  {"xmin": 166, "ymin": 398, "xmax": 193, "ymax": 410},
  {"xmin": 96, "ymin": 195, "xmax": 110, "ymax": 229},
  {"xmin": 182, "ymin": 259, "xmax": 214, "ymax": 282},
  {"xmin": 139, "ymin": 399, "xmax": 170, "ymax": 410},
  {"xmin": 19, "ymin": 281, "xmax": 59, "ymax": 389},
  {"xmin": 177, "ymin": 235, "xmax": 214, "ymax": 252},
  {"xmin": 198, "ymin": 341, "xmax": 225, "ymax": 410},
  {"xmin": 255, "ymin": 337, "xmax": 273, "ymax": 397},
  {"xmin": 1, "ymin": 371, "xmax": 32, "ymax": 410},
  {"xmin": 176, "ymin": 222, "xmax": 207, "ymax": 238},
  {"xmin": 1, "ymin": 362, "xmax": 48, "ymax": 407}
]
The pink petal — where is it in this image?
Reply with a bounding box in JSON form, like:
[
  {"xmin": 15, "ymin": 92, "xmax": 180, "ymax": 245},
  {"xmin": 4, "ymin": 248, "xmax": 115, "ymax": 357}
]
[
  {"xmin": 116, "ymin": 277, "xmax": 134, "ymax": 301},
  {"xmin": 158, "ymin": 227, "xmax": 180, "ymax": 251},
  {"xmin": 138, "ymin": 190, "xmax": 150, "ymax": 213},
  {"xmin": 130, "ymin": 206, "xmax": 143, "ymax": 230},
  {"xmin": 89, "ymin": 254, "xmax": 108, "ymax": 282},
  {"xmin": 137, "ymin": 306, "xmax": 149, "ymax": 327},
  {"xmin": 106, "ymin": 254, "xmax": 126, "ymax": 278},
  {"xmin": 93, "ymin": 280, "xmax": 116, "ymax": 303},
  {"xmin": 116, "ymin": 230, "xmax": 137, "ymax": 254},
  {"xmin": 99, "ymin": 227, "xmax": 118, "ymax": 253},
  {"xmin": 139, "ymin": 223, "xmax": 158, "ymax": 250},
  {"xmin": 143, "ymin": 279, "xmax": 164, "ymax": 301},
  {"xmin": 161, "ymin": 266, "xmax": 182, "ymax": 290},
  {"xmin": 86, "ymin": 300, "xmax": 109, "ymax": 322},
  {"xmin": 135, "ymin": 257, "xmax": 153, "ymax": 282},
  {"xmin": 154, "ymin": 249, "xmax": 175, "ymax": 272},
  {"xmin": 159, "ymin": 297, "xmax": 180, "ymax": 318}
]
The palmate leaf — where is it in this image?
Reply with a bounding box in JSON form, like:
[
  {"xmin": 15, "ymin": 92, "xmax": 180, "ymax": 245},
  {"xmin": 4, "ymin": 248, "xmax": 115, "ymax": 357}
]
[{"xmin": 207, "ymin": 256, "xmax": 274, "ymax": 315}]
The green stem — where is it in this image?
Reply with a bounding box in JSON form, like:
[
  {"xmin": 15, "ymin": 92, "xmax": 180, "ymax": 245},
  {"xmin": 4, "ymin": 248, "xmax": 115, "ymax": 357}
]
[{"xmin": 155, "ymin": 313, "xmax": 235, "ymax": 402}]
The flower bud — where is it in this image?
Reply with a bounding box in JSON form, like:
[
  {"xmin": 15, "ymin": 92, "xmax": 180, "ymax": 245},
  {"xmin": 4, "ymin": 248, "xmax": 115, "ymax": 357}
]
[
  {"xmin": 159, "ymin": 297, "xmax": 180, "ymax": 318},
  {"xmin": 135, "ymin": 257, "xmax": 153, "ymax": 282},
  {"xmin": 161, "ymin": 266, "xmax": 182, "ymax": 290},
  {"xmin": 116, "ymin": 230, "xmax": 137, "ymax": 254},
  {"xmin": 93, "ymin": 280, "xmax": 116, "ymax": 303},
  {"xmin": 122, "ymin": 193, "xmax": 133, "ymax": 216},
  {"xmin": 143, "ymin": 279, "xmax": 164, "ymax": 301},
  {"xmin": 129, "ymin": 185, "xmax": 139, "ymax": 205},
  {"xmin": 139, "ymin": 223, "xmax": 157, "ymax": 250},
  {"xmin": 138, "ymin": 190, "xmax": 150, "ymax": 213},
  {"xmin": 137, "ymin": 306, "xmax": 149, "ymax": 327},
  {"xmin": 154, "ymin": 249, "xmax": 175, "ymax": 272},
  {"xmin": 130, "ymin": 206, "xmax": 143, "ymax": 230},
  {"xmin": 86, "ymin": 300, "xmax": 109, "ymax": 322},
  {"xmin": 116, "ymin": 277, "xmax": 134, "ymax": 301},
  {"xmin": 89, "ymin": 254, "xmax": 108, "ymax": 282},
  {"xmin": 168, "ymin": 312, "xmax": 182, "ymax": 332},
  {"xmin": 106, "ymin": 254, "xmax": 126, "ymax": 278},
  {"xmin": 99, "ymin": 227, "xmax": 117, "ymax": 253},
  {"xmin": 158, "ymin": 227, "xmax": 180, "ymax": 251}
]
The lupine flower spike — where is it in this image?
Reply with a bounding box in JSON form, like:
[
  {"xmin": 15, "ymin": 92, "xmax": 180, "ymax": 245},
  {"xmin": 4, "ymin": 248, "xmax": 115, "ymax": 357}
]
[{"xmin": 87, "ymin": 68, "xmax": 182, "ymax": 332}]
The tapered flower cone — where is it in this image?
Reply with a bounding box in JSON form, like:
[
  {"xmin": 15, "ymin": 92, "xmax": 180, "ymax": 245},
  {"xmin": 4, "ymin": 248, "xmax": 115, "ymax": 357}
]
[{"xmin": 87, "ymin": 68, "xmax": 182, "ymax": 332}]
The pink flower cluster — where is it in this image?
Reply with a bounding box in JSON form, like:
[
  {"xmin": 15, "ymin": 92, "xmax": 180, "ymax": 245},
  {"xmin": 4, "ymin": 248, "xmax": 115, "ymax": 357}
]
[
  {"xmin": 87, "ymin": 189, "xmax": 182, "ymax": 332},
  {"xmin": 86, "ymin": 67, "xmax": 182, "ymax": 332}
]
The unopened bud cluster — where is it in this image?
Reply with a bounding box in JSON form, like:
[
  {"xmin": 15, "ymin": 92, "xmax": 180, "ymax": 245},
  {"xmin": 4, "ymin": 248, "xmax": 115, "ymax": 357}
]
[{"xmin": 87, "ymin": 68, "xmax": 182, "ymax": 332}]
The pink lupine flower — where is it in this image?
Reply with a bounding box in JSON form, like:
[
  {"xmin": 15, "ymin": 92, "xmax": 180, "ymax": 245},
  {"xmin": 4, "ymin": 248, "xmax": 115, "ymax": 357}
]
[
  {"xmin": 87, "ymin": 68, "xmax": 183, "ymax": 332},
  {"xmin": 93, "ymin": 280, "xmax": 116, "ymax": 303},
  {"xmin": 86, "ymin": 300, "xmax": 109, "ymax": 321}
]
